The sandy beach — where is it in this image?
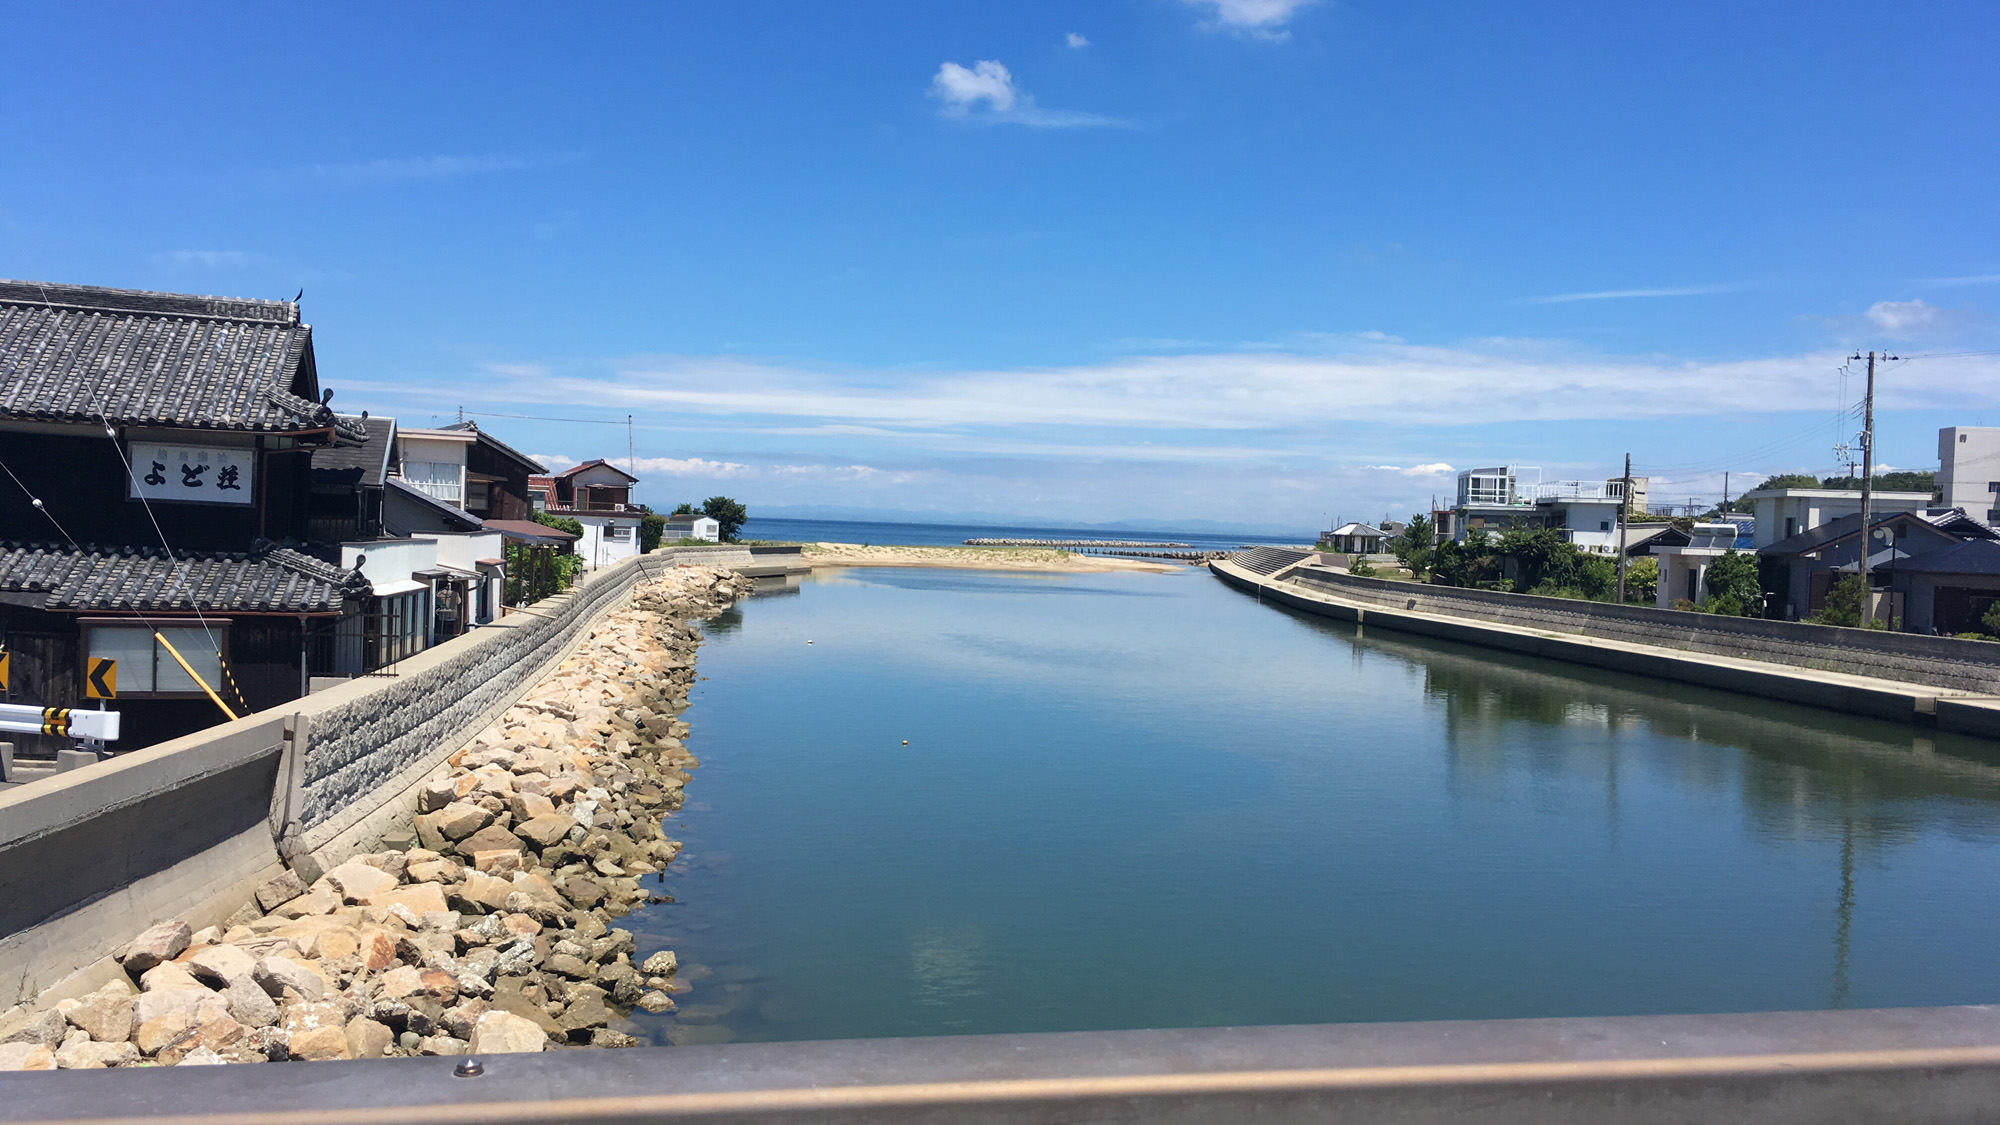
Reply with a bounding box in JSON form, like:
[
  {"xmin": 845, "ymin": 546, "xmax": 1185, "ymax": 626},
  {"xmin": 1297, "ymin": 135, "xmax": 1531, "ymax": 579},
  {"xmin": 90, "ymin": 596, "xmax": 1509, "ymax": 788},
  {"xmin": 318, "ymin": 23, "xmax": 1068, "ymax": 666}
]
[{"xmin": 799, "ymin": 542, "xmax": 1180, "ymax": 573}]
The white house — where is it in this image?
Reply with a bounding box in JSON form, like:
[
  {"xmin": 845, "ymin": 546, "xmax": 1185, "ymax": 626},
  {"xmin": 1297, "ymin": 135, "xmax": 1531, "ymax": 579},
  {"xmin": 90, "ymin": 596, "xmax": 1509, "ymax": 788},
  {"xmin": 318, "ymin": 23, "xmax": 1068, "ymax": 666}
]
[
  {"xmin": 664, "ymin": 512, "xmax": 721, "ymax": 543},
  {"xmin": 544, "ymin": 459, "xmax": 643, "ymax": 568},
  {"xmin": 1742, "ymin": 487, "xmax": 1934, "ymax": 549},
  {"xmin": 1653, "ymin": 523, "xmax": 1745, "ymax": 609},
  {"xmin": 1940, "ymin": 426, "xmax": 2000, "ymax": 524}
]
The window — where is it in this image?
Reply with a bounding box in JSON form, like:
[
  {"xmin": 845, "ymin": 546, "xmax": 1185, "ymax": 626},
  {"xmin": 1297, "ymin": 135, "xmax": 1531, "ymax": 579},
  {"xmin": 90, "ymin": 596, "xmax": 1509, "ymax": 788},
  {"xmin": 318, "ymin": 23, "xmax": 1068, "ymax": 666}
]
[
  {"xmin": 1784, "ymin": 517, "xmax": 1797, "ymax": 538},
  {"xmin": 607, "ymin": 524, "xmax": 633, "ymax": 541},
  {"xmin": 84, "ymin": 623, "xmax": 227, "ymax": 697},
  {"xmin": 401, "ymin": 461, "xmax": 462, "ymax": 503},
  {"xmin": 528, "ymin": 488, "xmax": 547, "ymax": 511},
  {"xmin": 466, "ymin": 480, "xmax": 491, "ymax": 510},
  {"xmin": 1599, "ymin": 520, "xmax": 1612, "ymax": 531}
]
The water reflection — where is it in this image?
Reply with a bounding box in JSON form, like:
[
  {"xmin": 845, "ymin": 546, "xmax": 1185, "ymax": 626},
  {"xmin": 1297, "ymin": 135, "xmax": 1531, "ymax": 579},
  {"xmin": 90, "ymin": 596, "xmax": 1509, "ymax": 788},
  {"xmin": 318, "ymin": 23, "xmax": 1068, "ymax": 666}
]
[{"xmin": 622, "ymin": 568, "xmax": 2000, "ymax": 1045}]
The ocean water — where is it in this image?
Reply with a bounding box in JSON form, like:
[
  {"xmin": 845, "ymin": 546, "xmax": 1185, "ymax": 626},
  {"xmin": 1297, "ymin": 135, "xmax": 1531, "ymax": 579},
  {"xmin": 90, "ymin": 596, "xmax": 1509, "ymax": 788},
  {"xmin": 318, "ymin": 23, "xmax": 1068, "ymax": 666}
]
[
  {"xmin": 618, "ymin": 565, "xmax": 2000, "ymax": 1045},
  {"xmin": 738, "ymin": 515, "xmax": 1313, "ymax": 551}
]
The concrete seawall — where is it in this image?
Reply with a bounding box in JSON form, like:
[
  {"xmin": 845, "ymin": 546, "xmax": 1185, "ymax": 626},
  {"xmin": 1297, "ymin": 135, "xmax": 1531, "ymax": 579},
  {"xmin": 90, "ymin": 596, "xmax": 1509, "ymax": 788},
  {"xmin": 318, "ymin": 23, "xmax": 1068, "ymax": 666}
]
[
  {"xmin": 0, "ymin": 545, "xmax": 790, "ymax": 1010},
  {"xmin": 1211, "ymin": 557, "xmax": 2000, "ymax": 738}
]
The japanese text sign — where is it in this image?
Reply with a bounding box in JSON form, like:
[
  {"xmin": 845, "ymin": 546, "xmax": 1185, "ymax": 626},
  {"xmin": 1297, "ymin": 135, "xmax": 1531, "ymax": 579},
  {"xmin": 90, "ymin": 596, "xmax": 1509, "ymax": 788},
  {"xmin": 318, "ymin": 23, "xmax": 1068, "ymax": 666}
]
[{"xmin": 127, "ymin": 443, "xmax": 255, "ymax": 506}]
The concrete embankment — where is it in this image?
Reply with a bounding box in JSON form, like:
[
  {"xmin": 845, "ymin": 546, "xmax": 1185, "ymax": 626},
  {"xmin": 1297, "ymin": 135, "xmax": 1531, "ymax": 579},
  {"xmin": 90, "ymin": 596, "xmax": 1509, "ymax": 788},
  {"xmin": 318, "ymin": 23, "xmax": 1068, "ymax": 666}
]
[
  {"xmin": 1212, "ymin": 556, "xmax": 2000, "ymax": 737},
  {"xmin": 0, "ymin": 566, "xmax": 751, "ymax": 1068}
]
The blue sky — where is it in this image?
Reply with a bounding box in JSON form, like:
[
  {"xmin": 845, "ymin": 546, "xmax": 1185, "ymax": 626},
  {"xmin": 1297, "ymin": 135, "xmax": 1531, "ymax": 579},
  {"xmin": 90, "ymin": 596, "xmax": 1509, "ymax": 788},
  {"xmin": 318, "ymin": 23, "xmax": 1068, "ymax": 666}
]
[{"xmin": 4, "ymin": 1, "xmax": 1998, "ymax": 532}]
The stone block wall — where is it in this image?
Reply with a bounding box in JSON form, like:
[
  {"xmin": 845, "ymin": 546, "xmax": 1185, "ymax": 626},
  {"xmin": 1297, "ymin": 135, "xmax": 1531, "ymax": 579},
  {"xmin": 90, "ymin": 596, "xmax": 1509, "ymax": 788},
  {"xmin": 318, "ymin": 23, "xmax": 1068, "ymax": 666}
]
[
  {"xmin": 297, "ymin": 548, "xmax": 731, "ymax": 831},
  {"xmin": 1286, "ymin": 566, "xmax": 2000, "ymax": 693}
]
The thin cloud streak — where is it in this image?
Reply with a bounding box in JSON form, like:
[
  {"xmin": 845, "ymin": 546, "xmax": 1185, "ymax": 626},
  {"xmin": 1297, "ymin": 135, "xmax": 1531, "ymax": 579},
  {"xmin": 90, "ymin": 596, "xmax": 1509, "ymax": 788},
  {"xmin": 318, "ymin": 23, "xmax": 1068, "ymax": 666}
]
[
  {"xmin": 461, "ymin": 342, "xmax": 2000, "ymax": 432},
  {"xmin": 1523, "ymin": 284, "xmax": 1735, "ymax": 304}
]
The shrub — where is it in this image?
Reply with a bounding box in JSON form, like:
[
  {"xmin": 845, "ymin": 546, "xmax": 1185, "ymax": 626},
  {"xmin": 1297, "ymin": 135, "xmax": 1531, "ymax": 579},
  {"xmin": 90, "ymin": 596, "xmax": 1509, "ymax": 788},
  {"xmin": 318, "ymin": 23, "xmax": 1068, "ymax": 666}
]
[
  {"xmin": 1704, "ymin": 549, "xmax": 1762, "ymax": 615},
  {"xmin": 1983, "ymin": 602, "xmax": 2000, "ymax": 636},
  {"xmin": 1622, "ymin": 557, "xmax": 1658, "ymax": 604},
  {"xmin": 638, "ymin": 510, "xmax": 666, "ymax": 553},
  {"xmin": 1704, "ymin": 593, "xmax": 1746, "ymax": 617},
  {"xmin": 1349, "ymin": 557, "xmax": 1378, "ymax": 577}
]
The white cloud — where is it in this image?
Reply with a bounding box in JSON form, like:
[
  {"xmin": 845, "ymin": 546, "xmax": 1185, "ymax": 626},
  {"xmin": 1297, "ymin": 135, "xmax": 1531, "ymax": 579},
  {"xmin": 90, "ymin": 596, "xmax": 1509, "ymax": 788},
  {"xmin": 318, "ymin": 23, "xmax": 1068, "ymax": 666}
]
[
  {"xmin": 928, "ymin": 60, "xmax": 1123, "ymax": 128},
  {"xmin": 1365, "ymin": 463, "xmax": 1455, "ymax": 476},
  {"xmin": 932, "ymin": 61, "xmax": 1018, "ymax": 115},
  {"xmin": 1185, "ymin": 0, "xmax": 1316, "ymax": 38},
  {"xmin": 1066, "ymin": 32, "xmax": 1090, "ymax": 49},
  {"xmin": 529, "ymin": 452, "xmax": 577, "ymax": 469},
  {"xmin": 1865, "ymin": 298, "xmax": 1942, "ymax": 337},
  {"xmin": 542, "ymin": 343, "xmax": 1997, "ymax": 432},
  {"xmin": 1524, "ymin": 284, "xmax": 1733, "ymax": 304},
  {"xmin": 632, "ymin": 456, "xmax": 750, "ymax": 477}
]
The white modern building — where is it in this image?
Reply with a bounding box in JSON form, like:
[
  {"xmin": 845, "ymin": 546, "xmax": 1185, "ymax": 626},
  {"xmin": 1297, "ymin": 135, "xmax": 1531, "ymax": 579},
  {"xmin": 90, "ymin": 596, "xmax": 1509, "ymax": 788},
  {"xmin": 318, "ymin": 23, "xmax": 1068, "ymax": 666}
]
[
  {"xmin": 664, "ymin": 512, "xmax": 722, "ymax": 543},
  {"xmin": 1740, "ymin": 487, "xmax": 1935, "ymax": 549},
  {"xmin": 1940, "ymin": 426, "xmax": 2000, "ymax": 524},
  {"xmin": 1434, "ymin": 467, "xmax": 1641, "ymax": 554}
]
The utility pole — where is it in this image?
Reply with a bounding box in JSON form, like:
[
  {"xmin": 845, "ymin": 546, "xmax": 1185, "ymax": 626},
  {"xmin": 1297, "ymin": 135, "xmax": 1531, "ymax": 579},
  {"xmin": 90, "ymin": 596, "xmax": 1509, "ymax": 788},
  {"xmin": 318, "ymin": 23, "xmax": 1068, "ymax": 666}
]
[
  {"xmin": 1857, "ymin": 351, "xmax": 1877, "ymax": 626},
  {"xmin": 1722, "ymin": 472, "xmax": 1730, "ymax": 515},
  {"xmin": 1616, "ymin": 453, "xmax": 1632, "ymax": 604}
]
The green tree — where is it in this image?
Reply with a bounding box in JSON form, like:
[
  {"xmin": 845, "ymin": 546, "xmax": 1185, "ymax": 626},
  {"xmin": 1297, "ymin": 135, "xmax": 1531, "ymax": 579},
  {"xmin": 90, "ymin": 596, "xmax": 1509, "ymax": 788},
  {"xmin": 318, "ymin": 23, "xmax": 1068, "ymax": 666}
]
[
  {"xmin": 1576, "ymin": 554, "xmax": 1617, "ymax": 600},
  {"xmin": 1388, "ymin": 514, "xmax": 1434, "ymax": 577},
  {"xmin": 1818, "ymin": 470, "xmax": 1937, "ymax": 496},
  {"xmin": 1622, "ymin": 557, "xmax": 1658, "ymax": 604},
  {"xmin": 702, "ymin": 496, "xmax": 749, "ymax": 542},
  {"xmin": 1981, "ymin": 601, "xmax": 2000, "ymax": 637},
  {"xmin": 1755, "ymin": 472, "xmax": 1823, "ymax": 491},
  {"xmin": 1497, "ymin": 527, "xmax": 1579, "ymax": 591},
  {"xmin": 1703, "ymin": 549, "xmax": 1762, "ymax": 615},
  {"xmin": 637, "ymin": 508, "xmax": 666, "ymax": 553},
  {"xmin": 671, "ymin": 501, "xmax": 696, "ymax": 516},
  {"xmin": 1809, "ymin": 575, "xmax": 1886, "ymax": 629},
  {"xmin": 532, "ymin": 510, "xmax": 584, "ymax": 538},
  {"xmin": 1348, "ymin": 556, "xmax": 1378, "ymax": 577}
]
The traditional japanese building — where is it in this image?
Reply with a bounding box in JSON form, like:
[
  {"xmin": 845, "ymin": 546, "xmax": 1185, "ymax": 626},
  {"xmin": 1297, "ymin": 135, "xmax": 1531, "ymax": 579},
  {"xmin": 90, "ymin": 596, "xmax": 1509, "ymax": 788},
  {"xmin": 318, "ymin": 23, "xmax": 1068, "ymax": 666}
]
[{"xmin": 0, "ymin": 280, "xmax": 372, "ymax": 750}]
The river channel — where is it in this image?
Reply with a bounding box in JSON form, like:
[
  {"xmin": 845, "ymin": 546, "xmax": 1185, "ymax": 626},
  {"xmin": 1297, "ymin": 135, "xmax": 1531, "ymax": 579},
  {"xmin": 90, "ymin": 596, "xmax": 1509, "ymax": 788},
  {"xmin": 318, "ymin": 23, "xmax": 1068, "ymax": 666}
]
[{"xmin": 620, "ymin": 566, "xmax": 2000, "ymax": 1046}]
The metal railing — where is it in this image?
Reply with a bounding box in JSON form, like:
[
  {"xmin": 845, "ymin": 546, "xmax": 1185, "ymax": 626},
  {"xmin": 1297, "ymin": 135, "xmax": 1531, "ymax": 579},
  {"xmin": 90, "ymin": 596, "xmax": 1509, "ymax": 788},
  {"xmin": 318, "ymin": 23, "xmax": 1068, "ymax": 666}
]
[{"xmin": 13, "ymin": 1006, "xmax": 2000, "ymax": 1122}]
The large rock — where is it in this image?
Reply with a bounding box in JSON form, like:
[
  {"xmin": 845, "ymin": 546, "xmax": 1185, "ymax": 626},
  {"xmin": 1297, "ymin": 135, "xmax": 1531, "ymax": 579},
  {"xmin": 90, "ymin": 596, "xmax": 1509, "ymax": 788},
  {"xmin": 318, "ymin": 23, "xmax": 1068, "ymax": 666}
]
[
  {"xmin": 640, "ymin": 950, "xmax": 678, "ymax": 976},
  {"xmin": 135, "ymin": 1008, "xmax": 197, "ymax": 1056},
  {"xmin": 134, "ymin": 988, "xmax": 210, "ymax": 1028},
  {"xmin": 456, "ymin": 871, "xmax": 516, "ymax": 912},
  {"xmin": 556, "ymin": 985, "xmax": 610, "ymax": 1034},
  {"xmin": 64, "ymin": 984, "xmax": 135, "ymax": 1044},
  {"xmin": 344, "ymin": 1016, "xmax": 394, "ymax": 1059},
  {"xmin": 225, "ymin": 976, "xmax": 280, "ymax": 1028},
  {"xmin": 323, "ymin": 861, "xmax": 398, "ymax": 904},
  {"xmin": 56, "ymin": 1036, "xmax": 139, "ymax": 1069},
  {"xmin": 373, "ymin": 883, "xmax": 449, "ymax": 918},
  {"xmin": 417, "ymin": 775, "xmax": 458, "ymax": 814},
  {"xmin": 468, "ymin": 1010, "xmax": 548, "ymax": 1054},
  {"xmin": 0, "ymin": 1042, "xmax": 56, "ymax": 1070},
  {"xmin": 515, "ymin": 814, "xmax": 576, "ymax": 848},
  {"xmin": 2, "ymin": 1009, "xmax": 67, "ymax": 1048},
  {"xmin": 287, "ymin": 1025, "xmax": 351, "ymax": 1061},
  {"xmin": 509, "ymin": 793, "xmax": 557, "ymax": 822},
  {"xmin": 139, "ymin": 961, "xmax": 204, "ymax": 993},
  {"xmin": 357, "ymin": 929, "xmax": 400, "ymax": 972},
  {"xmin": 186, "ymin": 944, "xmax": 258, "ymax": 988},
  {"xmin": 252, "ymin": 957, "xmax": 327, "ymax": 1002},
  {"xmin": 456, "ymin": 824, "xmax": 526, "ymax": 857},
  {"xmin": 254, "ymin": 870, "xmax": 306, "ymax": 911},
  {"xmin": 120, "ymin": 920, "xmax": 193, "ymax": 974},
  {"xmin": 434, "ymin": 801, "xmax": 494, "ymax": 841}
]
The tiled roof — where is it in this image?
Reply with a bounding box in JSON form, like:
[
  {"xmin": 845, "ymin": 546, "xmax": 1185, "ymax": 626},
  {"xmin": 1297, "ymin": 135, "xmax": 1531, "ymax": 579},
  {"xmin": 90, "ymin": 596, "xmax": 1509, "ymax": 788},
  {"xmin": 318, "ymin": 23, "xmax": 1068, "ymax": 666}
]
[
  {"xmin": 553, "ymin": 458, "xmax": 639, "ymax": 482},
  {"xmin": 439, "ymin": 420, "xmax": 547, "ymax": 475},
  {"xmin": 0, "ymin": 542, "xmax": 367, "ymax": 614},
  {"xmin": 311, "ymin": 415, "xmax": 396, "ymax": 486},
  {"xmin": 482, "ymin": 519, "xmax": 579, "ymax": 543},
  {"xmin": 0, "ymin": 280, "xmax": 365, "ymax": 439},
  {"xmin": 1897, "ymin": 538, "xmax": 2000, "ymax": 576}
]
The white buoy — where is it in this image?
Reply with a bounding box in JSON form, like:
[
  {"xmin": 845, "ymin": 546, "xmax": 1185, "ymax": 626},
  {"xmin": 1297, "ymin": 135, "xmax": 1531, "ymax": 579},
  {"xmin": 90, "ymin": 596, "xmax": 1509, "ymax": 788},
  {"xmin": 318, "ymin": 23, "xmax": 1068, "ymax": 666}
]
[{"xmin": 902, "ymin": 740, "xmax": 908, "ymax": 745}]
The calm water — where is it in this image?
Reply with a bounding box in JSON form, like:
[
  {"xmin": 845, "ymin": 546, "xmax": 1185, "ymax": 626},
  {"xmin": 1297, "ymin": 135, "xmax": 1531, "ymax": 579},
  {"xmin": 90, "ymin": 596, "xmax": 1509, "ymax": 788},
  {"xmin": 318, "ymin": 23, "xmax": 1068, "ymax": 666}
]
[
  {"xmin": 620, "ymin": 566, "xmax": 2000, "ymax": 1046},
  {"xmin": 738, "ymin": 515, "xmax": 1312, "ymax": 551}
]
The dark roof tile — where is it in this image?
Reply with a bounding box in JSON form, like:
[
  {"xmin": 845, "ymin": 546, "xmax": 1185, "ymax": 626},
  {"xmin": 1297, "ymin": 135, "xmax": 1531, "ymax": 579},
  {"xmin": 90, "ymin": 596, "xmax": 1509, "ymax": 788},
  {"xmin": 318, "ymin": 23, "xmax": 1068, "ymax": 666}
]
[{"xmin": 0, "ymin": 542, "xmax": 366, "ymax": 614}]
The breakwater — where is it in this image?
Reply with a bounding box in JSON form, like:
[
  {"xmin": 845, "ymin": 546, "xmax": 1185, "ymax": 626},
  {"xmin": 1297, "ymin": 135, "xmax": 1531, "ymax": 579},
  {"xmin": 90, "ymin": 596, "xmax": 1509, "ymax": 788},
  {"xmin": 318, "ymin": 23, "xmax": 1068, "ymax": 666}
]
[
  {"xmin": 963, "ymin": 538, "xmax": 1192, "ymax": 548},
  {"xmin": 0, "ymin": 566, "xmax": 750, "ymax": 1068}
]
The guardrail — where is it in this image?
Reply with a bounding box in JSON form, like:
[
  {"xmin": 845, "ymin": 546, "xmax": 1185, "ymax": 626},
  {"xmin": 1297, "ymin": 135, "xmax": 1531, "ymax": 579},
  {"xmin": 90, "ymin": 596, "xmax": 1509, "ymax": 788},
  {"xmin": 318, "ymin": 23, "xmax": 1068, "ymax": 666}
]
[{"xmin": 9, "ymin": 1006, "xmax": 2000, "ymax": 1122}]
